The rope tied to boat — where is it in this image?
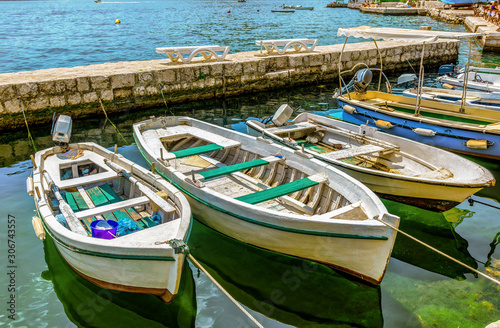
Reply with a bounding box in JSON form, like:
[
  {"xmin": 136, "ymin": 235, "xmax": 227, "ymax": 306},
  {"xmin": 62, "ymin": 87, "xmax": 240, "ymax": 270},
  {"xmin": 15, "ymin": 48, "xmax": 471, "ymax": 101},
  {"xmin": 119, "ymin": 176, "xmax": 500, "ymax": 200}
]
[{"xmin": 155, "ymin": 239, "xmax": 263, "ymax": 327}]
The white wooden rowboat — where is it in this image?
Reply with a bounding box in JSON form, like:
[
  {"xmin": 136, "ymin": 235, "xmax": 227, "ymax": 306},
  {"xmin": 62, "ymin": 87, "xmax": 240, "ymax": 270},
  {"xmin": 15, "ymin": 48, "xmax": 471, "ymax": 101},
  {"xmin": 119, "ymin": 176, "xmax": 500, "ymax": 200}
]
[
  {"xmin": 133, "ymin": 116, "xmax": 400, "ymax": 284},
  {"xmin": 27, "ymin": 142, "xmax": 192, "ymax": 302},
  {"xmin": 247, "ymin": 111, "xmax": 495, "ymax": 212}
]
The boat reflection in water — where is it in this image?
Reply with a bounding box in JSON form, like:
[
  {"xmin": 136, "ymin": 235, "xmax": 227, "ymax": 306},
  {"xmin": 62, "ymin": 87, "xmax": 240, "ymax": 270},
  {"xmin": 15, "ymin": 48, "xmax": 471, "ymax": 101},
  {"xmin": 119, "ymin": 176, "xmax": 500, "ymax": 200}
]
[
  {"xmin": 42, "ymin": 235, "xmax": 197, "ymax": 328},
  {"xmin": 189, "ymin": 220, "xmax": 384, "ymax": 327},
  {"xmin": 384, "ymin": 199, "xmax": 478, "ymax": 280}
]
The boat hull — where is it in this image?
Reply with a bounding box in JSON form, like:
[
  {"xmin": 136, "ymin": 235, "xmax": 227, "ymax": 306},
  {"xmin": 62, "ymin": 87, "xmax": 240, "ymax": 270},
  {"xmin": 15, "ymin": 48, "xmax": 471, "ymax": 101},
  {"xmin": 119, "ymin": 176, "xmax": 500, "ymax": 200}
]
[
  {"xmin": 337, "ymin": 99, "xmax": 500, "ymax": 160},
  {"xmin": 30, "ymin": 143, "xmax": 191, "ymax": 303},
  {"xmin": 43, "ymin": 218, "xmax": 184, "ymax": 302}
]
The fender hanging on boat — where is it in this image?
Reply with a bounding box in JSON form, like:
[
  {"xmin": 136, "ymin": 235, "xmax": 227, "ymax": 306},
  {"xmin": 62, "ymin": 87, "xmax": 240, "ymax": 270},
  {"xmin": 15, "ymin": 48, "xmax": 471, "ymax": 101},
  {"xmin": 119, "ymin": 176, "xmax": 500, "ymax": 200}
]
[
  {"xmin": 343, "ymin": 105, "xmax": 357, "ymax": 114},
  {"xmin": 413, "ymin": 128, "xmax": 436, "ymax": 137},
  {"xmin": 32, "ymin": 216, "xmax": 45, "ymax": 240},
  {"xmin": 375, "ymin": 120, "xmax": 393, "ymax": 129},
  {"xmin": 466, "ymin": 139, "xmax": 488, "ymax": 149}
]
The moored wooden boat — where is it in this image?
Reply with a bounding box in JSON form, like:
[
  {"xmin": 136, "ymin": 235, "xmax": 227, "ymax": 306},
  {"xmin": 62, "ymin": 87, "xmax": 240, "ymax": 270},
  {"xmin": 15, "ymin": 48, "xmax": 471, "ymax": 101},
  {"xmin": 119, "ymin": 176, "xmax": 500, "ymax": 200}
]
[
  {"xmin": 337, "ymin": 90, "xmax": 500, "ymax": 160},
  {"xmin": 438, "ymin": 66, "xmax": 500, "ymax": 93},
  {"xmin": 133, "ymin": 116, "xmax": 400, "ymax": 284},
  {"xmin": 28, "ymin": 138, "xmax": 191, "ymax": 303},
  {"xmin": 247, "ymin": 110, "xmax": 495, "ymax": 212},
  {"xmin": 403, "ymin": 87, "xmax": 500, "ymax": 112}
]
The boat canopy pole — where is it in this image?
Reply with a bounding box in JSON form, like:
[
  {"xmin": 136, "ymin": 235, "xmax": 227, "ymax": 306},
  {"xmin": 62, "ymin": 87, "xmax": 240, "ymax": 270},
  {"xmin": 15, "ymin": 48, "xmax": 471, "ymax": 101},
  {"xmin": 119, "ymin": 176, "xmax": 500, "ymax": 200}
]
[
  {"xmin": 460, "ymin": 41, "xmax": 472, "ymax": 113},
  {"xmin": 372, "ymin": 39, "xmax": 383, "ymax": 92},
  {"xmin": 338, "ymin": 36, "xmax": 348, "ymax": 97},
  {"xmin": 415, "ymin": 42, "xmax": 426, "ymax": 116},
  {"xmin": 374, "ymin": 215, "xmax": 500, "ymax": 286}
]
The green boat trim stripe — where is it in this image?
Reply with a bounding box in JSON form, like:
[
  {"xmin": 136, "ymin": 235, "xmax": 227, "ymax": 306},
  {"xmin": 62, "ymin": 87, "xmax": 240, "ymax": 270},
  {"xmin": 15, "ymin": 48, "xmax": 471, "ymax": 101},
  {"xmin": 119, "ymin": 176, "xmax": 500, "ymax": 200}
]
[
  {"xmin": 40, "ymin": 216, "xmax": 176, "ymax": 262},
  {"xmin": 133, "ymin": 133, "xmax": 388, "ymax": 241}
]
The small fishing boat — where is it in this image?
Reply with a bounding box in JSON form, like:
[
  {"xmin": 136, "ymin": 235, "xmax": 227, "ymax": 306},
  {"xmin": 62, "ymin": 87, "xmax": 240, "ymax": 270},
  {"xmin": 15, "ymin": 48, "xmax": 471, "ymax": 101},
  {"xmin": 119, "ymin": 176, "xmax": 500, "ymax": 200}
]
[
  {"xmin": 334, "ymin": 27, "xmax": 500, "ymax": 160},
  {"xmin": 27, "ymin": 115, "xmax": 192, "ymax": 303},
  {"xmin": 272, "ymin": 8, "xmax": 295, "ymax": 12},
  {"xmin": 403, "ymin": 87, "xmax": 500, "ymax": 111},
  {"xmin": 440, "ymin": 0, "xmax": 479, "ymax": 7},
  {"xmin": 282, "ymin": 4, "xmax": 314, "ymax": 10},
  {"xmin": 247, "ymin": 107, "xmax": 495, "ymax": 212},
  {"xmin": 437, "ymin": 66, "xmax": 500, "ymax": 93},
  {"xmin": 133, "ymin": 116, "xmax": 400, "ymax": 284}
]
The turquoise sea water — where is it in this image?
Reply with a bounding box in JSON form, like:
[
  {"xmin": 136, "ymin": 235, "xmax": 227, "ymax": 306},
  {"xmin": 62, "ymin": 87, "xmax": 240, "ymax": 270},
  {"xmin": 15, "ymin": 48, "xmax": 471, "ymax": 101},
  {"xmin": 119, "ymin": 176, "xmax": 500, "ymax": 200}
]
[{"xmin": 1, "ymin": 0, "xmax": 500, "ymax": 327}]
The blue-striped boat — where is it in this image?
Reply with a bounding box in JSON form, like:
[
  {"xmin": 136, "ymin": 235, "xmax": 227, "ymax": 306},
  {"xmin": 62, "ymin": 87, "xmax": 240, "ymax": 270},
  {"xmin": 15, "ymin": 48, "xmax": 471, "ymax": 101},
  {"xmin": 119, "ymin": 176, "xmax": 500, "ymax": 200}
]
[{"xmin": 336, "ymin": 91, "xmax": 500, "ymax": 160}]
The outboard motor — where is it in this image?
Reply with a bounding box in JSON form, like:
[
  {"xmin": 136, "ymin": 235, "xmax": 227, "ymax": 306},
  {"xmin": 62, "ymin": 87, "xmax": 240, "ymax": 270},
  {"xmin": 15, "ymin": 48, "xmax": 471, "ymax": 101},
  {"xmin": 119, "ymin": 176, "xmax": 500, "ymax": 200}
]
[
  {"xmin": 334, "ymin": 68, "xmax": 373, "ymax": 97},
  {"xmin": 438, "ymin": 63, "xmax": 462, "ymax": 77},
  {"xmin": 353, "ymin": 68, "xmax": 373, "ymax": 91},
  {"xmin": 51, "ymin": 115, "xmax": 72, "ymax": 147}
]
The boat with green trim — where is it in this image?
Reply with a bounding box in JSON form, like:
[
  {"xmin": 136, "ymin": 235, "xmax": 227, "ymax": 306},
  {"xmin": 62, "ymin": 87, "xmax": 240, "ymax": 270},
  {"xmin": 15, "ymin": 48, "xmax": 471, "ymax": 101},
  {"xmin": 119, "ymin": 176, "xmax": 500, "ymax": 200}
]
[
  {"xmin": 247, "ymin": 109, "xmax": 495, "ymax": 212},
  {"xmin": 27, "ymin": 116, "xmax": 192, "ymax": 303},
  {"xmin": 133, "ymin": 116, "xmax": 400, "ymax": 284}
]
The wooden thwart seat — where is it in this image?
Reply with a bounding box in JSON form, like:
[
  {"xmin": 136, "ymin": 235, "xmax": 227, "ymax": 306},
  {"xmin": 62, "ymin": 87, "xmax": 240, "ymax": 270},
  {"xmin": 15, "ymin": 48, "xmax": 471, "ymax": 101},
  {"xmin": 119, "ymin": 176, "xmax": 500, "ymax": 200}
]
[
  {"xmin": 198, "ymin": 155, "xmax": 285, "ymax": 181},
  {"xmin": 255, "ymin": 39, "xmax": 318, "ymax": 55},
  {"xmin": 156, "ymin": 45, "xmax": 230, "ymax": 64},
  {"xmin": 236, "ymin": 174, "xmax": 327, "ymax": 205}
]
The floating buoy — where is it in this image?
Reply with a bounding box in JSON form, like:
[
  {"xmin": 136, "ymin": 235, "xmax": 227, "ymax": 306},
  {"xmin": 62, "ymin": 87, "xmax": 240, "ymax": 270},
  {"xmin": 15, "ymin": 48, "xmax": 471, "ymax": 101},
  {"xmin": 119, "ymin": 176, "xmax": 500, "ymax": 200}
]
[
  {"xmin": 227, "ymin": 9, "xmax": 231, "ymax": 13},
  {"xmin": 466, "ymin": 139, "xmax": 488, "ymax": 149},
  {"xmin": 375, "ymin": 120, "xmax": 393, "ymax": 129},
  {"xmin": 343, "ymin": 105, "xmax": 357, "ymax": 114},
  {"xmin": 32, "ymin": 216, "xmax": 45, "ymax": 240},
  {"xmin": 413, "ymin": 128, "xmax": 436, "ymax": 137},
  {"xmin": 115, "ymin": 19, "xmax": 121, "ymax": 24}
]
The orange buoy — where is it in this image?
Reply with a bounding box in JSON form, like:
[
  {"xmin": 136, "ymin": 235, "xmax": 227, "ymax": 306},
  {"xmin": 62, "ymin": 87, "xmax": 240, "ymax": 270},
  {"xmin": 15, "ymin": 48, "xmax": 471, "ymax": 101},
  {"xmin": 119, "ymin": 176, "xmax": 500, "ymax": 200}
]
[
  {"xmin": 466, "ymin": 139, "xmax": 488, "ymax": 149},
  {"xmin": 227, "ymin": 9, "xmax": 231, "ymax": 13}
]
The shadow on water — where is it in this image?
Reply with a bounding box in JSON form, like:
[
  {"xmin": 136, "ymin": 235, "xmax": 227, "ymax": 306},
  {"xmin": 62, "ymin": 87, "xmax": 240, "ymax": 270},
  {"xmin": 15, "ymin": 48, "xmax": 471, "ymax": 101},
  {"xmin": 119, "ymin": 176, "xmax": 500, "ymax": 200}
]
[
  {"xmin": 42, "ymin": 235, "xmax": 197, "ymax": 328},
  {"xmin": 383, "ymin": 199, "xmax": 478, "ymax": 281},
  {"xmin": 189, "ymin": 220, "xmax": 384, "ymax": 328}
]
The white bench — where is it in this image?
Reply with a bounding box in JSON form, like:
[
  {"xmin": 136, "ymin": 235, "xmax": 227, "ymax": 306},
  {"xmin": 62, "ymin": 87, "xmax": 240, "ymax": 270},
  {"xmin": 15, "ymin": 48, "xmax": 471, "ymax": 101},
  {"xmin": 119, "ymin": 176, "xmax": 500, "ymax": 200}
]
[
  {"xmin": 156, "ymin": 45, "xmax": 230, "ymax": 64},
  {"xmin": 255, "ymin": 39, "xmax": 318, "ymax": 55}
]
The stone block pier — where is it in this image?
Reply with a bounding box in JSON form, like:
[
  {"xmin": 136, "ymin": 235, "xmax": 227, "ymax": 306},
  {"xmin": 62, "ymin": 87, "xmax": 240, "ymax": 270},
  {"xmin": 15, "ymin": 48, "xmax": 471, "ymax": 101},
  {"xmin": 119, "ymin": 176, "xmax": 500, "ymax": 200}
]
[
  {"xmin": 464, "ymin": 17, "xmax": 500, "ymax": 52},
  {"xmin": 0, "ymin": 40, "xmax": 459, "ymax": 131}
]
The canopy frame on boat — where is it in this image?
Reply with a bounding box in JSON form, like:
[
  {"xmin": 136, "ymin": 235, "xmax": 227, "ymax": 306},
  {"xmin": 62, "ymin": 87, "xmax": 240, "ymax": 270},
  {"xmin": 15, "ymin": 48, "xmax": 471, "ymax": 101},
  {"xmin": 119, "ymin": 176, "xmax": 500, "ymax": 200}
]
[{"xmin": 336, "ymin": 26, "xmax": 485, "ymax": 116}]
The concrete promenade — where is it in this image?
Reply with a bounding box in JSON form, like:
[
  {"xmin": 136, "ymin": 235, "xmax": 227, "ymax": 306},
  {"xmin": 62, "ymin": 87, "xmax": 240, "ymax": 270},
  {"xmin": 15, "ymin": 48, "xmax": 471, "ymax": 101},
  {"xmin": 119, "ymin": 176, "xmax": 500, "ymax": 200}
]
[{"xmin": 0, "ymin": 40, "xmax": 459, "ymax": 131}]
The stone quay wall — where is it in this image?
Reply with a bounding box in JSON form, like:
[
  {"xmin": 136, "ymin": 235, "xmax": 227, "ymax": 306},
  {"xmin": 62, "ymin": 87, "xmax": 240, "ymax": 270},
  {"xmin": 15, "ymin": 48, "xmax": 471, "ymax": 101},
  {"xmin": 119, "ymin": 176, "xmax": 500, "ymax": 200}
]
[
  {"xmin": 0, "ymin": 40, "xmax": 460, "ymax": 131},
  {"xmin": 464, "ymin": 17, "xmax": 500, "ymax": 52}
]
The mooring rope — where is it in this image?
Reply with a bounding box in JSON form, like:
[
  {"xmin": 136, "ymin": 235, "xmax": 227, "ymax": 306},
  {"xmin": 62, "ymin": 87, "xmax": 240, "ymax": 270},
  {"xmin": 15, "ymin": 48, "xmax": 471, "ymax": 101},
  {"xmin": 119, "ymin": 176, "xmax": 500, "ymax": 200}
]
[
  {"xmin": 160, "ymin": 239, "xmax": 263, "ymax": 327},
  {"xmin": 468, "ymin": 196, "xmax": 500, "ymax": 211},
  {"xmin": 374, "ymin": 216, "xmax": 500, "ymax": 286},
  {"xmin": 98, "ymin": 98, "xmax": 128, "ymax": 144},
  {"xmin": 158, "ymin": 84, "xmax": 175, "ymax": 116},
  {"xmin": 188, "ymin": 254, "xmax": 264, "ymax": 328},
  {"xmin": 18, "ymin": 99, "xmax": 37, "ymax": 152}
]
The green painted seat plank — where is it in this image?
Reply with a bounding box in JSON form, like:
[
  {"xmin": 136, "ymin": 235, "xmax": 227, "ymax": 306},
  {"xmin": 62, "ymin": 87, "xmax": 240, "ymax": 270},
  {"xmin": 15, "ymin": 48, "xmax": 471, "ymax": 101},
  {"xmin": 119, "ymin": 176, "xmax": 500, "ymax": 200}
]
[
  {"xmin": 138, "ymin": 216, "xmax": 157, "ymax": 228},
  {"xmin": 71, "ymin": 192, "xmax": 90, "ymax": 211},
  {"xmin": 171, "ymin": 143, "xmax": 224, "ymax": 159},
  {"xmin": 64, "ymin": 193, "xmax": 80, "ymax": 212},
  {"xmin": 99, "ymin": 183, "xmax": 122, "ymax": 203},
  {"xmin": 236, "ymin": 177, "xmax": 319, "ymax": 205},
  {"xmin": 199, "ymin": 158, "xmax": 270, "ymax": 180},
  {"xmin": 86, "ymin": 187, "xmax": 110, "ymax": 206},
  {"xmin": 126, "ymin": 207, "xmax": 143, "ymax": 221}
]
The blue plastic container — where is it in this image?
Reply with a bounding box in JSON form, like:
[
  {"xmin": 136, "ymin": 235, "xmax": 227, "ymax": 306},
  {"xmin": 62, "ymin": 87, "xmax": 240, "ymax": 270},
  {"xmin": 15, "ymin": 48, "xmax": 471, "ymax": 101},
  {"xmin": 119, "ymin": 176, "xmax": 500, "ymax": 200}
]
[{"xmin": 90, "ymin": 220, "xmax": 118, "ymax": 239}]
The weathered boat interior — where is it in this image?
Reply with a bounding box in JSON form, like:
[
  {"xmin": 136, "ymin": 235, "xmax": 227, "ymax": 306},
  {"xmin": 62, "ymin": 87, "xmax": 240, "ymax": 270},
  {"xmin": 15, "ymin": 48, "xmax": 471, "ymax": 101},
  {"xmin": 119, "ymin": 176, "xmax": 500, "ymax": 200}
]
[
  {"xmin": 44, "ymin": 154, "xmax": 179, "ymax": 236},
  {"xmin": 257, "ymin": 120, "xmax": 451, "ymax": 179},
  {"xmin": 160, "ymin": 134, "xmax": 370, "ymax": 218}
]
